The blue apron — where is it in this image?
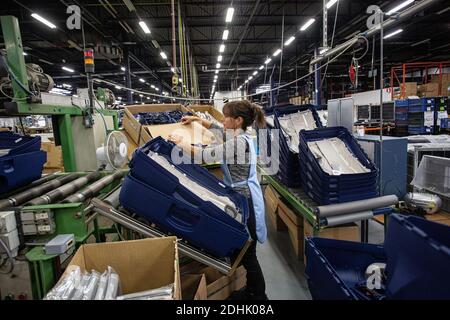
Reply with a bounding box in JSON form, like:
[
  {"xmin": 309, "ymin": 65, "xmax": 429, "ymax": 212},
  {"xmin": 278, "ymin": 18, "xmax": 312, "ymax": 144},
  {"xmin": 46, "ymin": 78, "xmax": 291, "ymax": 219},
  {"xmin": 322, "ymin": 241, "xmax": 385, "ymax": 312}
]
[{"xmin": 220, "ymin": 134, "xmax": 267, "ymax": 243}]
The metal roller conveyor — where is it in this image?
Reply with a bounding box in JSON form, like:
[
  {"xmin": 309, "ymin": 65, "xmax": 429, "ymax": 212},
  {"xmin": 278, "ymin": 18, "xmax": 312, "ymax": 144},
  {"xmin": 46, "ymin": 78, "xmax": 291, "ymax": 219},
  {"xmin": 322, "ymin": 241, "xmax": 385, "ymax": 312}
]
[
  {"xmin": 62, "ymin": 171, "xmax": 125, "ymax": 204},
  {"xmin": 0, "ymin": 173, "xmax": 79, "ymax": 209},
  {"xmin": 103, "ymin": 186, "xmax": 121, "ymax": 208},
  {"xmin": 26, "ymin": 171, "xmax": 101, "ymax": 206},
  {"xmin": 91, "ymin": 198, "xmax": 239, "ymax": 275}
]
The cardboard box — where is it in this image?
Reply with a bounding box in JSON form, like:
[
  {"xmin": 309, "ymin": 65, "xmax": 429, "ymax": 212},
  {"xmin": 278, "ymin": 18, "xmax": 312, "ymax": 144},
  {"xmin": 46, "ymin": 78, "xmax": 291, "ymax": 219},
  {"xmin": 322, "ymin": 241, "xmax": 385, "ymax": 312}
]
[
  {"xmin": 402, "ymin": 82, "xmax": 417, "ymax": 97},
  {"xmin": 303, "ymin": 219, "xmax": 360, "ymax": 242},
  {"xmin": 122, "ymin": 104, "xmax": 188, "ymax": 146},
  {"xmin": 41, "ymin": 141, "xmax": 63, "ymax": 169},
  {"xmin": 264, "ymin": 185, "xmax": 287, "ymax": 231},
  {"xmin": 197, "ymin": 266, "xmax": 246, "ymax": 300},
  {"xmin": 417, "ymin": 83, "xmax": 439, "ymax": 97},
  {"xmin": 278, "ymin": 200, "xmax": 304, "ymax": 258},
  {"xmin": 181, "ymin": 274, "xmax": 207, "ymax": 300},
  {"xmin": 187, "ymin": 105, "xmax": 224, "ymax": 122},
  {"xmin": 62, "ymin": 237, "xmax": 181, "ymax": 299},
  {"xmin": 146, "ymin": 121, "xmax": 217, "ymax": 146},
  {"xmin": 425, "ymin": 211, "xmax": 450, "ymax": 227}
]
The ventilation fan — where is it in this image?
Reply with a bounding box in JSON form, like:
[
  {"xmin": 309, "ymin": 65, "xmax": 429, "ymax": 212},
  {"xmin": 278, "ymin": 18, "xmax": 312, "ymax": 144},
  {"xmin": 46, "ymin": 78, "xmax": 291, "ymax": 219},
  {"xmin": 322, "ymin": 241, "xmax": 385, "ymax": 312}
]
[{"xmin": 96, "ymin": 131, "xmax": 128, "ymax": 170}]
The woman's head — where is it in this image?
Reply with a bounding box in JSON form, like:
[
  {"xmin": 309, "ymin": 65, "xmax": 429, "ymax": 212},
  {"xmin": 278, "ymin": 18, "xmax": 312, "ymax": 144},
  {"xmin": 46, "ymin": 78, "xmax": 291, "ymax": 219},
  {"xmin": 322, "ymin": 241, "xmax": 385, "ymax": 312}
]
[{"xmin": 222, "ymin": 100, "xmax": 266, "ymax": 130}]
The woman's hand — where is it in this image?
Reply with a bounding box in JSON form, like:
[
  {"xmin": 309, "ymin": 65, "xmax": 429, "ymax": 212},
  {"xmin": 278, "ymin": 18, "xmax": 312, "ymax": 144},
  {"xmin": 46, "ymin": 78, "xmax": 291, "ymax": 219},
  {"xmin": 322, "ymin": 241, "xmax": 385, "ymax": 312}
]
[
  {"xmin": 168, "ymin": 134, "xmax": 183, "ymax": 144},
  {"xmin": 181, "ymin": 116, "xmax": 200, "ymax": 125}
]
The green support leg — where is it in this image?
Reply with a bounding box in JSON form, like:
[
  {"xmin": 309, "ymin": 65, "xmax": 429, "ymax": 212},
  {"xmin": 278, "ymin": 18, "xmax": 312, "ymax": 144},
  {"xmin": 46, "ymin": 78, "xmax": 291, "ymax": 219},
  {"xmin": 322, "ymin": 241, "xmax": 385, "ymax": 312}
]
[{"xmin": 58, "ymin": 114, "xmax": 77, "ymax": 172}]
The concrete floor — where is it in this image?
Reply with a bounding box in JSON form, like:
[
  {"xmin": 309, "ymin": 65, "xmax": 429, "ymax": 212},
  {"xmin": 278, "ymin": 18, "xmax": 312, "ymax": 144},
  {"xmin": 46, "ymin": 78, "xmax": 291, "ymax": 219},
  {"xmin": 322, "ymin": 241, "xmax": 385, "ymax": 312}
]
[{"xmin": 257, "ymin": 209, "xmax": 386, "ymax": 300}]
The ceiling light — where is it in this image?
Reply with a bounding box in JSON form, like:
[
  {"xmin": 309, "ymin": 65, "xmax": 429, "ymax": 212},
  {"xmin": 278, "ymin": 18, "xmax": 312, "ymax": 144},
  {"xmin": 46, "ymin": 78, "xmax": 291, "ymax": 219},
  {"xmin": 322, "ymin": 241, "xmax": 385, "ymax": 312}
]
[
  {"xmin": 23, "ymin": 52, "xmax": 28, "ymax": 56},
  {"xmin": 410, "ymin": 38, "xmax": 430, "ymax": 47},
  {"xmin": 39, "ymin": 58, "xmax": 54, "ymax": 65},
  {"xmin": 213, "ymin": 79, "xmax": 217, "ymax": 83},
  {"xmin": 225, "ymin": 7, "xmax": 234, "ymax": 23},
  {"xmin": 264, "ymin": 58, "xmax": 271, "ymax": 64},
  {"xmin": 300, "ymin": 18, "xmax": 315, "ymax": 31},
  {"xmin": 259, "ymin": 65, "xmax": 264, "ymax": 70},
  {"xmin": 139, "ymin": 78, "xmax": 145, "ymax": 83},
  {"xmin": 217, "ymin": 55, "xmax": 223, "ymax": 62},
  {"xmin": 115, "ymin": 85, "xmax": 122, "ymax": 90},
  {"xmin": 147, "ymin": 97, "xmax": 150, "ymax": 100},
  {"xmin": 273, "ymin": 49, "xmax": 282, "ymax": 57},
  {"xmin": 31, "ymin": 13, "xmax": 57, "ymax": 29},
  {"xmin": 160, "ymin": 51, "xmax": 168, "ymax": 59},
  {"xmin": 121, "ymin": 67, "xmax": 126, "ymax": 71},
  {"xmin": 222, "ymin": 30, "xmax": 229, "ymax": 40},
  {"xmin": 437, "ymin": 6, "xmax": 450, "ymax": 15},
  {"xmin": 118, "ymin": 96, "xmax": 122, "ymax": 100},
  {"xmin": 387, "ymin": 0, "xmax": 414, "ymax": 16},
  {"xmin": 245, "ymin": 80, "xmax": 249, "ymax": 84},
  {"xmin": 326, "ymin": 0, "xmax": 339, "ymax": 10},
  {"xmin": 253, "ymin": 71, "xmax": 258, "ymax": 76},
  {"xmin": 179, "ymin": 78, "xmax": 183, "ymax": 83},
  {"xmin": 215, "ymin": 70, "xmax": 219, "ymax": 74},
  {"xmin": 139, "ymin": 21, "xmax": 151, "ymax": 34},
  {"xmin": 62, "ymin": 66, "xmax": 74, "ymax": 73},
  {"xmin": 214, "ymin": 75, "xmax": 218, "ymax": 79},
  {"xmin": 139, "ymin": 94, "xmax": 143, "ymax": 97},
  {"xmin": 171, "ymin": 67, "xmax": 175, "ymax": 72},
  {"xmin": 216, "ymin": 63, "xmax": 221, "ymax": 68},
  {"xmin": 219, "ymin": 44, "xmax": 225, "ymax": 53},
  {"xmin": 155, "ymin": 88, "xmax": 159, "ymax": 91},
  {"xmin": 284, "ymin": 36, "xmax": 295, "ymax": 46},
  {"xmin": 383, "ymin": 28, "xmax": 403, "ymax": 39},
  {"xmin": 248, "ymin": 76, "xmax": 253, "ymax": 80},
  {"xmin": 150, "ymin": 84, "xmax": 155, "ymax": 88}
]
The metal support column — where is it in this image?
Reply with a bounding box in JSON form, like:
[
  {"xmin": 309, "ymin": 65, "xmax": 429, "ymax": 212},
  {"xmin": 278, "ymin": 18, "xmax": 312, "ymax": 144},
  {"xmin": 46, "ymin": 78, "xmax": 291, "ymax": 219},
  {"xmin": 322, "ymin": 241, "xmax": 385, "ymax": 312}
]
[
  {"xmin": 0, "ymin": 15, "xmax": 29, "ymax": 100},
  {"xmin": 58, "ymin": 114, "xmax": 77, "ymax": 172},
  {"xmin": 124, "ymin": 49, "xmax": 132, "ymax": 104},
  {"xmin": 314, "ymin": 48, "xmax": 322, "ymax": 107}
]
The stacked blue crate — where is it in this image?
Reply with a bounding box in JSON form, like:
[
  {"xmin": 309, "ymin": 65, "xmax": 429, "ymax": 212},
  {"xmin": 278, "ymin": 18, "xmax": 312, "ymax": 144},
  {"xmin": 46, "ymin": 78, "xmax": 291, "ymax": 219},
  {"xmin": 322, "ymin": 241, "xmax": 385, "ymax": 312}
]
[
  {"xmin": 407, "ymin": 97, "xmax": 435, "ymax": 135},
  {"xmin": 0, "ymin": 132, "xmax": 46, "ymax": 194},
  {"xmin": 298, "ymin": 127, "xmax": 378, "ymax": 205},
  {"xmin": 394, "ymin": 99, "xmax": 409, "ymax": 136},
  {"xmin": 305, "ymin": 214, "xmax": 450, "ymax": 300},
  {"xmin": 273, "ymin": 104, "xmax": 322, "ymax": 187}
]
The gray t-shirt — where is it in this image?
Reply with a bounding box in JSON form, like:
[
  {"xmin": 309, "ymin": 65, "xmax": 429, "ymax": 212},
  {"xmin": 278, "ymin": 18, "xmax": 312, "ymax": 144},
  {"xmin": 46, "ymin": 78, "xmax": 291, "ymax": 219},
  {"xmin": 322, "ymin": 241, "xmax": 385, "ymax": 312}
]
[{"xmin": 202, "ymin": 123, "xmax": 251, "ymax": 198}]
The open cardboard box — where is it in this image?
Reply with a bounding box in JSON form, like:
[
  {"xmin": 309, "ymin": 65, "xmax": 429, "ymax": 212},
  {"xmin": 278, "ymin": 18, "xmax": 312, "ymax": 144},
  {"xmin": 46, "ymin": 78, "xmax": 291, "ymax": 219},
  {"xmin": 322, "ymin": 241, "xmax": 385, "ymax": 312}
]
[
  {"xmin": 59, "ymin": 237, "xmax": 181, "ymax": 299},
  {"xmin": 186, "ymin": 104, "xmax": 224, "ymax": 122},
  {"xmin": 181, "ymin": 274, "xmax": 207, "ymax": 300},
  {"xmin": 146, "ymin": 121, "xmax": 217, "ymax": 146},
  {"xmin": 197, "ymin": 265, "xmax": 247, "ymax": 300}
]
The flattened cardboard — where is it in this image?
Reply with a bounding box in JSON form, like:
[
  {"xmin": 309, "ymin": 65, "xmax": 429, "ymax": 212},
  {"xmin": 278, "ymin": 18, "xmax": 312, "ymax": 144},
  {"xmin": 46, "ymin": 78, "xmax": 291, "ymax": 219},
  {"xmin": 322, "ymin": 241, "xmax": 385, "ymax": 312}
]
[{"xmin": 63, "ymin": 237, "xmax": 181, "ymax": 299}]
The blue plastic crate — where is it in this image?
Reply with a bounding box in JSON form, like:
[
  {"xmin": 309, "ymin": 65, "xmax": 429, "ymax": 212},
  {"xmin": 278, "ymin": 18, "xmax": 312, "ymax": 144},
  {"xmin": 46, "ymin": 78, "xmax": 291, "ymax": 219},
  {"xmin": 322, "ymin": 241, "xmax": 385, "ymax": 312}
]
[
  {"xmin": 384, "ymin": 214, "xmax": 450, "ymax": 300},
  {"xmin": 395, "ymin": 112, "xmax": 408, "ymax": 121},
  {"xmin": 120, "ymin": 174, "xmax": 249, "ymax": 258},
  {"xmin": 0, "ymin": 132, "xmax": 42, "ymax": 156},
  {"xmin": 395, "ymin": 100, "xmax": 409, "ymax": 108},
  {"xmin": 407, "ymin": 98, "xmax": 422, "ymax": 107},
  {"xmin": 441, "ymin": 118, "xmax": 450, "ymax": 128},
  {"xmin": 0, "ymin": 150, "xmax": 46, "ymax": 194},
  {"xmin": 408, "ymin": 125, "xmax": 433, "ymax": 134},
  {"xmin": 305, "ymin": 237, "xmax": 386, "ymax": 300}
]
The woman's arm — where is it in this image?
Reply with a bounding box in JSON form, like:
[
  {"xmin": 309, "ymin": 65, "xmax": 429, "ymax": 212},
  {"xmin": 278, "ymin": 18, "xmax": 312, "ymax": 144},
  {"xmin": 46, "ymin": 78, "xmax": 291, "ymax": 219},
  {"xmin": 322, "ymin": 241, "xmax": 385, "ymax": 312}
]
[{"xmin": 181, "ymin": 116, "xmax": 212, "ymax": 129}]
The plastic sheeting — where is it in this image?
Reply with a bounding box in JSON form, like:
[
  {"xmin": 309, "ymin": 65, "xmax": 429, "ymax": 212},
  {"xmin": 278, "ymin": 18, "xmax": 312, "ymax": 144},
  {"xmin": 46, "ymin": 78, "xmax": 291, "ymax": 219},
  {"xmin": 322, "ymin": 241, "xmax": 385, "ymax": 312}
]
[
  {"xmin": 307, "ymin": 137, "xmax": 371, "ymax": 176},
  {"xmin": 278, "ymin": 110, "xmax": 318, "ymax": 153},
  {"xmin": 412, "ymin": 155, "xmax": 450, "ymax": 198}
]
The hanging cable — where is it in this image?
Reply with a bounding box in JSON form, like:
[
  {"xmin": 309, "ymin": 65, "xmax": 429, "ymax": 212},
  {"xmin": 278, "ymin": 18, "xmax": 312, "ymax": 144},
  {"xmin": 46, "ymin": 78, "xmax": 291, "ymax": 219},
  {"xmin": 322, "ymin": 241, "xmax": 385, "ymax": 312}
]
[
  {"xmin": 321, "ymin": 0, "xmax": 340, "ymax": 87},
  {"xmin": 277, "ymin": 10, "xmax": 285, "ymax": 100}
]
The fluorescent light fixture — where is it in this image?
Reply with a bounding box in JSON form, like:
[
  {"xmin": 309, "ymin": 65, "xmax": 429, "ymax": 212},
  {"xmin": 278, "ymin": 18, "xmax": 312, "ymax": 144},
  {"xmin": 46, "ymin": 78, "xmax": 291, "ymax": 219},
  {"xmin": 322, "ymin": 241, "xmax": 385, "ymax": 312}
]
[
  {"xmin": 73, "ymin": 95, "xmax": 78, "ymax": 98},
  {"xmin": 273, "ymin": 49, "xmax": 282, "ymax": 57},
  {"xmin": 387, "ymin": 0, "xmax": 414, "ymax": 15},
  {"xmin": 121, "ymin": 67, "xmax": 126, "ymax": 71},
  {"xmin": 217, "ymin": 55, "xmax": 223, "ymax": 62},
  {"xmin": 219, "ymin": 44, "xmax": 225, "ymax": 53},
  {"xmin": 115, "ymin": 85, "xmax": 122, "ymax": 89},
  {"xmin": 39, "ymin": 58, "xmax": 54, "ymax": 65},
  {"xmin": 222, "ymin": 30, "xmax": 229, "ymax": 40},
  {"xmin": 23, "ymin": 52, "xmax": 28, "ymax": 56},
  {"xmin": 62, "ymin": 66, "xmax": 74, "ymax": 73},
  {"xmin": 326, "ymin": 0, "xmax": 339, "ymax": 9},
  {"xmin": 284, "ymin": 36, "xmax": 295, "ymax": 46},
  {"xmin": 225, "ymin": 7, "xmax": 234, "ymax": 23},
  {"xmin": 139, "ymin": 78, "xmax": 145, "ymax": 83},
  {"xmin": 214, "ymin": 75, "xmax": 218, "ymax": 79},
  {"xmin": 150, "ymin": 84, "xmax": 155, "ymax": 88},
  {"xmin": 264, "ymin": 58, "xmax": 271, "ymax": 64},
  {"xmin": 383, "ymin": 28, "xmax": 403, "ymax": 39},
  {"xmin": 253, "ymin": 71, "xmax": 258, "ymax": 76},
  {"xmin": 245, "ymin": 80, "xmax": 249, "ymax": 84},
  {"xmin": 215, "ymin": 70, "xmax": 219, "ymax": 74},
  {"xmin": 259, "ymin": 65, "xmax": 264, "ymax": 70},
  {"xmin": 213, "ymin": 79, "xmax": 217, "ymax": 83},
  {"xmin": 216, "ymin": 63, "xmax": 221, "ymax": 68},
  {"xmin": 320, "ymin": 48, "xmax": 329, "ymax": 54},
  {"xmin": 300, "ymin": 18, "xmax": 315, "ymax": 31},
  {"xmin": 139, "ymin": 94, "xmax": 143, "ymax": 97},
  {"xmin": 118, "ymin": 96, "xmax": 122, "ymax": 100},
  {"xmin": 31, "ymin": 13, "xmax": 56, "ymax": 29},
  {"xmin": 410, "ymin": 38, "xmax": 430, "ymax": 47},
  {"xmin": 179, "ymin": 78, "xmax": 183, "ymax": 83},
  {"xmin": 155, "ymin": 88, "xmax": 159, "ymax": 91},
  {"xmin": 135, "ymin": 101, "xmax": 138, "ymax": 103},
  {"xmin": 160, "ymin": 51, "xmax": 168, "ymax": 59},
  {"xmin": 437, "ymin": 6, "xmax": 450, "ymax": 15},
  {"xmin": 171, "ymin": 67, "xmax": 175, "ymax": 73},
  {"xmin": 139, "ymin": 21, "xmax": 151, "ymax": 34},
  {"xmin": 147, "ymin": 97, "xmax": 150, "ymax": 100},
  {"xmin": 248, "ymin": 76, "xmax": 253, "ymax": 80}
]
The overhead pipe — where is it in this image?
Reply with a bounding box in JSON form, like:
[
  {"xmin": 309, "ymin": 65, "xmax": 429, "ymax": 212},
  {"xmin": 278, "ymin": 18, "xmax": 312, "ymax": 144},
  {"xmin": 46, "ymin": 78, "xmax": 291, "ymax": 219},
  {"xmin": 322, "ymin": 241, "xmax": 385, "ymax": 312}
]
[
  {"xmin": 171, "ymin": 0, "xmax": 177, "ymax": 71},
  {"xmin": 310, "ymin": 0, "xmax": 440, "ymax": 66}
]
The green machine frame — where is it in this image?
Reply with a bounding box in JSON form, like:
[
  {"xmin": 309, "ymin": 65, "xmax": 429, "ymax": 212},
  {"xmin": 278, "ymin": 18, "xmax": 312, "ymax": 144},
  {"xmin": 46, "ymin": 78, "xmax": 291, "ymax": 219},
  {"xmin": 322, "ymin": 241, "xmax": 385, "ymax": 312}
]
[{"xmin": 0, "ymin": 15, "xmax": 118, "ymax": 172}]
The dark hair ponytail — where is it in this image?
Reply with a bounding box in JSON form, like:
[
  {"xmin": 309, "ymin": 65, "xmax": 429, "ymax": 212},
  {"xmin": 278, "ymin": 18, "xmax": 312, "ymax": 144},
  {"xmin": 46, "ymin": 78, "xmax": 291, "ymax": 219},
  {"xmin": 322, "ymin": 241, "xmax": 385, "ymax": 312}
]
[{"xmin": 223, "ymin": 100, "xmax": 266, "ymax": 130}]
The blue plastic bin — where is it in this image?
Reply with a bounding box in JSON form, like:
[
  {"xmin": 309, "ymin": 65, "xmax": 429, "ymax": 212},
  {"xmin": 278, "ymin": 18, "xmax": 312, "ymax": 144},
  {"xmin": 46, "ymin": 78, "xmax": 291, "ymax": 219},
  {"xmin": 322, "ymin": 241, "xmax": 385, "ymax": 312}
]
[
  {"xmin": 384, "ymin": 214, "xmax": 450, "ymax": 299},
  {"xmin": 120, "ymin": 174, "xmax": 249, "ymax": 257},
  {"xmin": 0, "ymin": 150, "xmax": 46, "ymax": 194},
  {"xmin": 0, "ymin": 132, "xmax": 42, "ymax": 156}
]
